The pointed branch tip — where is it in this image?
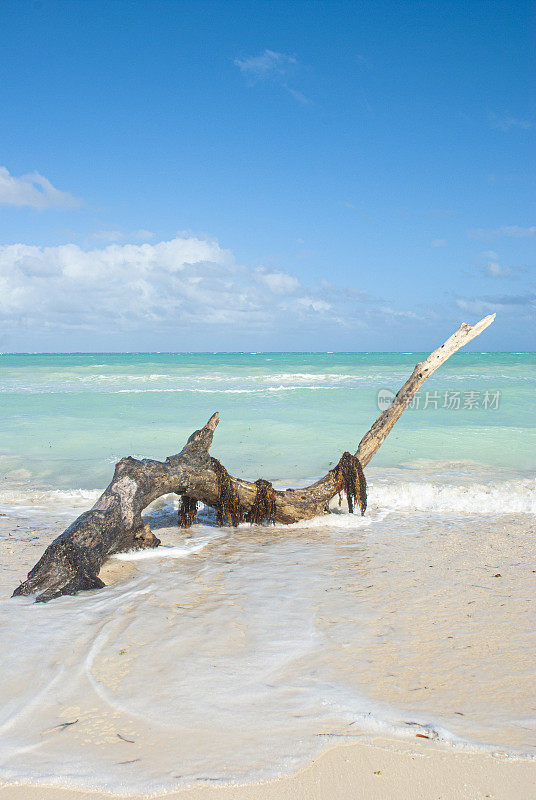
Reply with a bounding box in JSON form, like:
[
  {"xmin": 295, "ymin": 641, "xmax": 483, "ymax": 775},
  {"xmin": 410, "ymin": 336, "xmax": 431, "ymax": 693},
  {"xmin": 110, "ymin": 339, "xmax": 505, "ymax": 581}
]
[{"xmin": 207, "ymin": 412, "xmax": 220, "ymax": 430}]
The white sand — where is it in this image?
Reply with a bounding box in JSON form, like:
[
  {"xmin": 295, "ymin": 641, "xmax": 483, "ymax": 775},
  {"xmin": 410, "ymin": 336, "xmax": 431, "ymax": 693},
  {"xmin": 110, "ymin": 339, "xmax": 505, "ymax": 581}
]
[
  {"xmin": 1, "ymin": 736, "xmax": 535, "ymax": 800},
  {"xmin": 1, "ymin": 509, "xmax": 534, "ymax": 800}
]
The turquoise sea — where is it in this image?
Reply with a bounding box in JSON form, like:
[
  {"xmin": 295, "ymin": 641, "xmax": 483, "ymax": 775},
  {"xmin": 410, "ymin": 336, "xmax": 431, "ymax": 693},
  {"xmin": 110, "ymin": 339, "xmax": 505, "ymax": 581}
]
[
  {"xmin": 0, "ymin": 351, "xmax": 535, "ymax": 794},
  {"xmin": 0, "ymin": 351, "xmax": 534, "ymax": 493}
]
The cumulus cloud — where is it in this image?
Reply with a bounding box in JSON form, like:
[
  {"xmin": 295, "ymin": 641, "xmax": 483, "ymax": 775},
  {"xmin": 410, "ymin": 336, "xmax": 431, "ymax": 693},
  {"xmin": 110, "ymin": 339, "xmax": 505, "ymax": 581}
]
[
  {"xmin": 0, "ymin": 166, "xmax": 81, "ymax": 210},
  {"xmin": 255, "ymin": 267, "xmax": 300, "ymax": 294},
  {"xmin": 0, "ymin": 234, "xmax": 424, "ymax": 348},
  {"xmin": 0, "ymin": 236, "xmax": 351, "ymax": 340}
]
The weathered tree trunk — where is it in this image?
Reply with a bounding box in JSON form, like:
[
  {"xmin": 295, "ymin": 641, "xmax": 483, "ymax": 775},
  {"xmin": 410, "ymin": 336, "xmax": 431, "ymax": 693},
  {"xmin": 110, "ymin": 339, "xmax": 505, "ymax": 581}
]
[{"xmin": 13, "ymin": 315, "xmax": 495, "ymax": 602}]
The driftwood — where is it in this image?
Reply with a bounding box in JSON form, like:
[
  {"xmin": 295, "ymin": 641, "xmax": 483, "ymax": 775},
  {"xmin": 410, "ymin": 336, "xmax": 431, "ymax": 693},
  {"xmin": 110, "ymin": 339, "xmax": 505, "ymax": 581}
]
[{"xmin": 13, "ymin": 315, "xmax": 495, "ymax": 602}]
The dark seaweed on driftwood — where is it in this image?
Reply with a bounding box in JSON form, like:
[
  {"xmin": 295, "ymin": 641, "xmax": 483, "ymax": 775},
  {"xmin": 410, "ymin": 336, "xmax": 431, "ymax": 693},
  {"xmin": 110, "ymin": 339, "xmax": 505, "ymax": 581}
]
[
  {"xmin": 12, "ymin": 315, "xmax": 495, "ymax": 602},
  {"xmin": 246, "ymin": 479, "xmax": 277, "ymax": 525},
  {"xmin": 333, "ymin": 452, "xmax": 367, "ymax": 515}
]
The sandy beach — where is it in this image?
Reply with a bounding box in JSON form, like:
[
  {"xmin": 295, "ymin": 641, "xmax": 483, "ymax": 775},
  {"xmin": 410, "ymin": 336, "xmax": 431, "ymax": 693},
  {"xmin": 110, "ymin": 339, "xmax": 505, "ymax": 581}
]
[
  {"xmin": 1, "ymin": 350, "xmax": 534, "ymax": 800},
  {"xmin": 2, "ymin": 0, "xmax": 534, "ymax": 794},
  {"xmin": 1, "ymin": 496, "xmax": 535, "ymax": 800},
  {"xmin": 1, "ymin": 736, "xmax": 535, "ymax": 800}
]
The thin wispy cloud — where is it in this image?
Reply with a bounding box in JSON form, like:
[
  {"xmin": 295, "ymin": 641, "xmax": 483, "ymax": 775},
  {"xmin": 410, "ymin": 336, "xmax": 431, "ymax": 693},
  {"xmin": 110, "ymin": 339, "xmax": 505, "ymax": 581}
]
[
  {"xmin": 355, "ymin": 54, "xmax": 371, "ymax": 68},
  {"xmin": 475, "ymin": 249, "xmax": 507, "ymax": 278},
  {"xmin": 378, "ymin": 306, "xmax": 419, "ymax": 320},
  {"xmin": 234, "ymin": 49, "xmax": 309, "ymax": 103},
  {"xmin": 0, "ymin": 166, "xmax": 81, "ymax": 210},
  {"xmin": 92, "ymin": 228, "xmax": 155, "ymax": 243},
  {"xmin": 340, "ymin": 201, "xmax": 372, "ymax": 221},
  {"xmin": 235, "ymin": 49, "xmax": 296, "ymax": 80},
  {"xmin": 286, "ymin": 87, "xmax": 309, "ymax": 105},
  {"xmin": 483, "ymin": 261, "xmax": 511, "ymax": 278},
  {"xmin": 477, "ymin": 250, "xmax": 527, "ymax": 280},
  {"xmin": 468, "ymin": 225, "xmax": 536, "ymax": 239},
  {"xmin": 489, "ymin": 113, "xmax": 533, "ymax": 131},
  {"xmin": 93, "ymin": 229, "xmax": 125, "ymax": 243},
  {"xmin": 430, "ymin": 239, "xmax": 446, "ymax": 248},
  {"xmin": 457, "ymin": 294, "xmax": 535, "ymax": 316}
]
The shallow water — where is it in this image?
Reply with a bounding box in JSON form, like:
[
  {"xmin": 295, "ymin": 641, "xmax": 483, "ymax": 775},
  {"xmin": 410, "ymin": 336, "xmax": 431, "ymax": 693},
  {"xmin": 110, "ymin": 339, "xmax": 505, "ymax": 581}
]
[
  {"xmin": 0, "ymin": 353, "xmax": 534, "ymax": 792},
  {"xmin": 1, "ymin": 352, "xmax": 534, "ymax": 489},
  {"xmin": 1, "ymin": 496, "xmax": 535, "ymax": 793}
]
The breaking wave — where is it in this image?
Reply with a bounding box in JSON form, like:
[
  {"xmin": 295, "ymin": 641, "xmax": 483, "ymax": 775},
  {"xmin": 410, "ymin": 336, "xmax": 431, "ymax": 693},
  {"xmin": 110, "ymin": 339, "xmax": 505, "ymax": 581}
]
[{"xmin": 1, "ymin": 477, "xmax": 534, "ymax": 519}]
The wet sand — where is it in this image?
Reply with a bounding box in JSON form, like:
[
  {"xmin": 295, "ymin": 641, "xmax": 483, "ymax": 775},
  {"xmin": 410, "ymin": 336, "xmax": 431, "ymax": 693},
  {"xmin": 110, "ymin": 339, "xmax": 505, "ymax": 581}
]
[
  {"xmin": 0, "ymin": 514, "xmax": 135, "ymax": 599},
  {"xmin": 1, "ymin": 505, "xmax": 534, "ymax": 799},
  {"xmin": 1, "ymin": 736, "xmax": 535, "ymax": 800}
]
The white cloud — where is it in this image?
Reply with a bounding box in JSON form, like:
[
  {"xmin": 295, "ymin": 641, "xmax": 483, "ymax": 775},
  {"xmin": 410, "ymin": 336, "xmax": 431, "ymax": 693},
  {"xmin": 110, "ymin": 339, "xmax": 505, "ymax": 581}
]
[
  {"xmin": 473, "ymin": 249, "xmax": 522, "ymax": 279},
  {"xmin": 0, "ymin": 234, "xmax": 425, "ymax": 347},
  {"xmin": 485, "ymin": 261, "xmax": 510, "ymax": 278},
  {"xmin": 457, "ymin": 294, "xmax": 535, "ymax": 316},
  {"xmin": 234, "ymin": 49, "xmax": 308, "ymax": 103},
  {"xmin": 0, "ymin": 236, "xmax": 348, "ymax": 338},
  {"xmin": 255, "ymin": 268, "xmax": 300, "ymax": 294},
  {"xmin": 294, "ymin": 297, "xmax": 332, "ymax": 313},
  {"xmin": 496, "ymin": 226, "xmax": 536, "ymax": 238},
  {"xmin": 234, "ymin": 49, "xmax": 296, "ymax": 80},
  {"xmin": 93, "ymin": 229, "xmax": 125, "ymax": 242},
  {"xmin": 430, "ymin": 238, "xmax": 446, "ymax": 248},
  {"xmin": 474, "ymin": 249, "xmax": 524, "ymax": 280},
  {"xmin": 379, "ymin": 306, "xmax": 419, "ymax": 320},
  {"xmin": 469, "ymin": 225, "xmax": 536, "ymax": 239},
  {"xmin": 286, "ymin": 87, "xmax": 309, "ymax": 105},
  {"xmin": 92, "ymin": 228, "xmax": 155, "ymax": 243},
  {"xmin": 0, "ymin": 166, "xmax": 81, "ymax": 210}
]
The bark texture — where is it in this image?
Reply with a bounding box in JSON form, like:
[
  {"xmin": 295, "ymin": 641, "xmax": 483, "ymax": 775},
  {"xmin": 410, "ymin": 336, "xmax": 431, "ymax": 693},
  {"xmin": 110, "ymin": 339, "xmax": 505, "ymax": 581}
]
[{"xmin": 13, "ymin": 314, "xmax": 495, "ymax": 602}]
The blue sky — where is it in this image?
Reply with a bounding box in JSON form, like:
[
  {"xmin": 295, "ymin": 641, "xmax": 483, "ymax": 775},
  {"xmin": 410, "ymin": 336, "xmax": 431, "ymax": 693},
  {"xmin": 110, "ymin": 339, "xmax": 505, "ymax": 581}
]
[{"xmin": 0, "ymin": 0, "xmax": 534, "ymax": 351}]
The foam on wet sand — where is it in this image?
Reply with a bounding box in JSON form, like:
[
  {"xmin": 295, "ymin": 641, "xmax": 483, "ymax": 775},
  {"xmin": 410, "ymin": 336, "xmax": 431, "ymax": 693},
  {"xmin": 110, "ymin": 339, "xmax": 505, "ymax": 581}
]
[{"xmin": 0, "ymin": 484, "xmax": 534, "ymax": 799}]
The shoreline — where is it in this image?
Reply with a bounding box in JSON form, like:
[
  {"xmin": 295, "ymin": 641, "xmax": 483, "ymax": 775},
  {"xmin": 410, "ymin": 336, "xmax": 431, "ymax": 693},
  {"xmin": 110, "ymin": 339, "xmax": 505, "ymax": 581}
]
[
  {"xmin": 1, "ymin": 736, "xmax": 535, "ymax": 800},
  {"xmin": 2, "ymin": 462, "xmax": 535, "ymax": 799},
  {"xmin": 1, "ymin": 508, "xmax": 535, "ymax": 791}
]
